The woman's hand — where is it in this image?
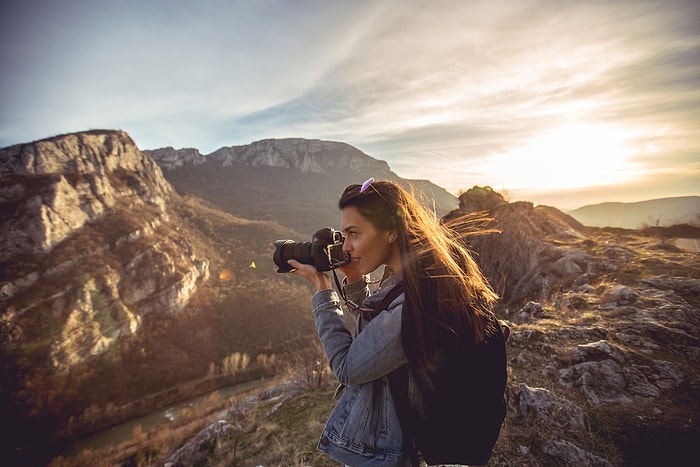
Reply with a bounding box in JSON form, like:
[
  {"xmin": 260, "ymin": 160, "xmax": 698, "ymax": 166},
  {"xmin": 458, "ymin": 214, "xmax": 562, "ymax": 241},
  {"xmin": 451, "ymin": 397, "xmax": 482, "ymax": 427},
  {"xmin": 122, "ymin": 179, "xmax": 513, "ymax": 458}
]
[{"xmin": 287, "ymin": 259, "xmax": 332, "ymax": 292}]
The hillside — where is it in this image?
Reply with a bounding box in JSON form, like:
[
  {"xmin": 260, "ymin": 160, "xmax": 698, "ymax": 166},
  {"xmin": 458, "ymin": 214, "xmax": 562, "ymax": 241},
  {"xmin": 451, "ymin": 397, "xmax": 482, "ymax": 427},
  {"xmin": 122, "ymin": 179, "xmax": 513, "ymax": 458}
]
[
  {"xmin": 0, "ymin": 131, "xmax": 319, "ymax": 465},
  {"xmin": 568, "ymin": 196, "xmax": 700, "ymax": 229},
  {"xmin": 52, "ymin": 187, "xmax": 700, "ymax": 467}
]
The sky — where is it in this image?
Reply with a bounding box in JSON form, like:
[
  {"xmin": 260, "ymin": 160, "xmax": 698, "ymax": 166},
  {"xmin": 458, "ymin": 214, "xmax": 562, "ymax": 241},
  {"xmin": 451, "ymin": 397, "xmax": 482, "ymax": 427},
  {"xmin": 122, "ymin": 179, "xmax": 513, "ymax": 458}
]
[{"xmin": 1, "ymin": 0, "xmax": 698, "ymax": 210}]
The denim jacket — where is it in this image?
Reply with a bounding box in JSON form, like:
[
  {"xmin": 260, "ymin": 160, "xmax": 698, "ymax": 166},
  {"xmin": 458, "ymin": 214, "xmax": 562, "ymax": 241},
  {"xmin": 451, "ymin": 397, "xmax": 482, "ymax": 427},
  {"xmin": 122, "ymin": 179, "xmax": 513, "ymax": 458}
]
[{"xmin": 312, "ymin": 272, "xmax": 416, "ymax": 466}]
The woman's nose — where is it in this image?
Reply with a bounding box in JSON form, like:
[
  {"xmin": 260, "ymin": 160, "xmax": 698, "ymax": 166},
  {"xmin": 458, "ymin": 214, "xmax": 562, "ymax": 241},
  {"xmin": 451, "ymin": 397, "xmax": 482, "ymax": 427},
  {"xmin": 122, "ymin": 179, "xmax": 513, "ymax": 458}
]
[{"xmin": 343, "ymin": 238, "xmax": 352, "ymax": 252}]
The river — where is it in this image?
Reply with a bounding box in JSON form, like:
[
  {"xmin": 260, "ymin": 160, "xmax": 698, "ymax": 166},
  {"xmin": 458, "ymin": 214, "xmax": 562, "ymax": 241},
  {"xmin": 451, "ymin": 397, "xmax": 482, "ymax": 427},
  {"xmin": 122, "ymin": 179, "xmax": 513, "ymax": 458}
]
[{"xmin": 65, "ymin": 378, "xmax": 268, "ymax": 456}]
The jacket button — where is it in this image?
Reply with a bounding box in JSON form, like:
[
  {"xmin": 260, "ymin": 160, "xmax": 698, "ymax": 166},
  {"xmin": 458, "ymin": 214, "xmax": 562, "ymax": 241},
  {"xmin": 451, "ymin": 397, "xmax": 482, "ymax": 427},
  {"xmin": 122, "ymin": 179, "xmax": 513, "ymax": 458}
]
[{"xmin": 320, "ymin": 436, "xmax": 329, "ymax": 446}]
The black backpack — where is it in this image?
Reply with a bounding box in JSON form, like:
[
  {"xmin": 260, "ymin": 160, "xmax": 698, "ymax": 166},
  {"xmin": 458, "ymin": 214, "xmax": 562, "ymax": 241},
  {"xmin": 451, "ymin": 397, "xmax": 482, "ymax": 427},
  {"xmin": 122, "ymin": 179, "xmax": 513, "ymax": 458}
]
[{"xmin": 373, "ymin": 282, "xmax": 509, "ymax": 466}]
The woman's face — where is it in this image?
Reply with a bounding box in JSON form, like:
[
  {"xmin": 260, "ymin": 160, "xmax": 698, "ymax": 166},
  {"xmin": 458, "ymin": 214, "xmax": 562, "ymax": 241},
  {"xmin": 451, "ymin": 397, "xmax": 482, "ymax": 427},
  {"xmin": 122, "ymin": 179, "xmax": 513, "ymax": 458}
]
[{"xmin": 341, "ymin": 206, "xmax": 401, "ymax": 275}]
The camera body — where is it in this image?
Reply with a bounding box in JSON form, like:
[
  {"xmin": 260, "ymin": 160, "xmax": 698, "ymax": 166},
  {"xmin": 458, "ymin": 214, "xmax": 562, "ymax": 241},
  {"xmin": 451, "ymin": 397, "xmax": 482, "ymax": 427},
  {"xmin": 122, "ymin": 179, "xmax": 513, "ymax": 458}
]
[{"xmin": 273, "ymin": 227, "xmax": 350, "ymax": 273}]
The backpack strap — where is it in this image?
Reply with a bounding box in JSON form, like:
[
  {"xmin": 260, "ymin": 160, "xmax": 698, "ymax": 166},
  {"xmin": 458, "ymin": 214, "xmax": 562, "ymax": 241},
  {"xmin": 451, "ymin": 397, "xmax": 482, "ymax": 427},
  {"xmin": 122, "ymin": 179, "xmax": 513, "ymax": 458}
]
[
  {"xmin": 361, "ymin": 281, "xmax": 404, "ymax": 322},
  {"xmin": 500, "ymin": 321, "xmax": 511, "ymax": 343},
  {"xmin": 387, "ymin": 365, "xmax": 421, "ymax": 467}
]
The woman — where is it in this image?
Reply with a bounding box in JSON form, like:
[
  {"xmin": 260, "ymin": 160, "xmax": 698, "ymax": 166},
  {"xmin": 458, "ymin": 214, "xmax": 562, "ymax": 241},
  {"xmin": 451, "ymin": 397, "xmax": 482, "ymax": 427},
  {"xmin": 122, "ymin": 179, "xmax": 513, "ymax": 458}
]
[{"xmin": 288, "ymin": 178, "xmax": 502, "ymax": 466}]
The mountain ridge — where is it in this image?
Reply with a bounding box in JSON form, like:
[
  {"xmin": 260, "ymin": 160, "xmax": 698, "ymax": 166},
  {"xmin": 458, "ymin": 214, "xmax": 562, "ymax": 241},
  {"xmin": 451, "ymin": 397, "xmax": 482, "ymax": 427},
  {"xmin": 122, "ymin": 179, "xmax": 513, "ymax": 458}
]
[
  {"xmin": 568, "ymin": 196, "xmax": 700, "ymax": 229},
  {"xmin": 145, "ymin": 138, "xmax": 457, "ymax": 235}
]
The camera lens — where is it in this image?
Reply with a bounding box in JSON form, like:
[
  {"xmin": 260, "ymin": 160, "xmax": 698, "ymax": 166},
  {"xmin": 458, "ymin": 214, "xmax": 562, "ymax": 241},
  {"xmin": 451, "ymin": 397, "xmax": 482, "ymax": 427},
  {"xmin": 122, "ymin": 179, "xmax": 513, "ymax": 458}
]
[{"xmin": 273, "ymin": 240, "xmax": 313, "ymax": 273}]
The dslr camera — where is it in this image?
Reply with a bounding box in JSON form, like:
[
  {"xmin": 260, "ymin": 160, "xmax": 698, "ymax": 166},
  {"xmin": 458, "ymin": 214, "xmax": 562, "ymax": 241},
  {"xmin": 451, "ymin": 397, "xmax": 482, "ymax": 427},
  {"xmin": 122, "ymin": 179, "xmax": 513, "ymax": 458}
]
[{"xmin": 273, "ymin": 228, "xmax": 350, "ymax": 273}]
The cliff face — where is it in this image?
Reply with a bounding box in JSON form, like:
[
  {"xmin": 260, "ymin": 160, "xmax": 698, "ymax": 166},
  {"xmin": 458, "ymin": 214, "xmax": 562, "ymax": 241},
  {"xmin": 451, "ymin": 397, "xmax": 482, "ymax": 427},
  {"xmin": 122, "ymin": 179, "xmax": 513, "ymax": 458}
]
[
  {"xmin": 0, "ymin": 130, "xmax": 209, "ymax": 374},
  {"xmin": 144, "ymin": 146, "xmax": 206, "ymax": 170},
  {"xmin": 1, "ymin": 131, "xmax": 172, "ymax": 260}
]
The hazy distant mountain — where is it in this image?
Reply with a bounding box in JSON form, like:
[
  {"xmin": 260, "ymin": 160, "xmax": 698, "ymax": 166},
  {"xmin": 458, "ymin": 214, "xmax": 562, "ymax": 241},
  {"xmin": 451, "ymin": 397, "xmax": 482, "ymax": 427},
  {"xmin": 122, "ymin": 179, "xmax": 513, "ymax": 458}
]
[
  {"xmin": 567, "ymin": 196, "xmax": 700, "ymax": 229},
  {"xmin": 146, "ymin": 138, "xmax": 458, "ymax": 236}
]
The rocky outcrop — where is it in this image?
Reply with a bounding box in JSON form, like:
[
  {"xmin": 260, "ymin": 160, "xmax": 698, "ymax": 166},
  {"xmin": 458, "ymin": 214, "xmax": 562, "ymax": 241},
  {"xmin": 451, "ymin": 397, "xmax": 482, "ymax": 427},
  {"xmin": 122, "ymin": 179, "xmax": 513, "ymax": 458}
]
[
  {"xmin": 451, "ymin": 186, "xmax": 591, "ymax": 303},
  {"xmin": 164, "ymin": 420, "xmax": 233, "ymax": 467},
  {"xmin": 503, "ymin": 269, "xmax": 699, "ymax": 465},
  {"xmin": 1, "ymin": 130, "xmax": 171, "ymax": 261},
  {"xmin": 163, "ymin": 381, "xmax": 305, "ymax": 467},
  {"xmin": 439, "ymin": 186, "xmax": 700, "ymax": 464},
  {"xmin": 145, "ymin": 146, "xmax": 206, "ymax": 170},
  {"xmin": 0, "ymin": 130, "xmax": 209, "ymax": 374}
]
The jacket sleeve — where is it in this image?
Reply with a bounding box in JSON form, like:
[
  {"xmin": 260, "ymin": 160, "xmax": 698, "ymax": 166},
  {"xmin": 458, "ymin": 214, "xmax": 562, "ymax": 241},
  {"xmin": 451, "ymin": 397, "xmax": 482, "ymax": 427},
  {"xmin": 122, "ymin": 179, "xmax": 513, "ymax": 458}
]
[{"xmin": 312, "ymin": 288, "xmax": 407, "ymax": 385}]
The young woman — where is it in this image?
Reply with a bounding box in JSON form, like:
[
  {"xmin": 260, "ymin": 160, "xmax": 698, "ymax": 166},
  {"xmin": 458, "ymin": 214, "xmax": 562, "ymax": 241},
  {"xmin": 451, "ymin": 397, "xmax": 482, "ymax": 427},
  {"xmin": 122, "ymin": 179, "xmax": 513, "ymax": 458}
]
[{"xmin": 288, "ymin": 178, "xmax": 502, "ymax": 466}]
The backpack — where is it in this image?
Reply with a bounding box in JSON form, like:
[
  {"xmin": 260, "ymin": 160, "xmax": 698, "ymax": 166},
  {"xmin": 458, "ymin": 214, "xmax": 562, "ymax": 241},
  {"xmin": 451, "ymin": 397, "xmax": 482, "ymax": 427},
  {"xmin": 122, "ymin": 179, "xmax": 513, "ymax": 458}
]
[{"xmin": 373, "ymin": 282, "xmax": 509, "ymax": 466}]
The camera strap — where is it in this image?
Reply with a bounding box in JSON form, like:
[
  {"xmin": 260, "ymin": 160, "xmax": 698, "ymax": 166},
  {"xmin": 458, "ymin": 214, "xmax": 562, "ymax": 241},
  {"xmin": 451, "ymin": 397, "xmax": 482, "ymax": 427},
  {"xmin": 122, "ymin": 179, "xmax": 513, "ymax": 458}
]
[{"xmin": 332, "ymin": 269, "xmax": 359, "ymax": 309}]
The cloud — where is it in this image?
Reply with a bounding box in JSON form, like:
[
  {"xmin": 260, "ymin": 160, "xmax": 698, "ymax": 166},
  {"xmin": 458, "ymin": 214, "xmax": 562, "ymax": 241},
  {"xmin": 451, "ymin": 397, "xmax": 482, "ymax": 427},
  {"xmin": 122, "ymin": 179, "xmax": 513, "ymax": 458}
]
[{"xmin": 0, "ymin": 0, "xmax": 697, "ymax": 208}]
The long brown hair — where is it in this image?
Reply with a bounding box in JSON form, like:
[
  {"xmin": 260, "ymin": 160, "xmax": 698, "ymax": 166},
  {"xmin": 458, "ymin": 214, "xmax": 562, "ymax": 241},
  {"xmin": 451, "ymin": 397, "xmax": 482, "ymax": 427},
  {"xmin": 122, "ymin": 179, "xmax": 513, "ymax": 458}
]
[{"xmin": 338, "ymin": 179, "xmax": 499, "ymax": 367}]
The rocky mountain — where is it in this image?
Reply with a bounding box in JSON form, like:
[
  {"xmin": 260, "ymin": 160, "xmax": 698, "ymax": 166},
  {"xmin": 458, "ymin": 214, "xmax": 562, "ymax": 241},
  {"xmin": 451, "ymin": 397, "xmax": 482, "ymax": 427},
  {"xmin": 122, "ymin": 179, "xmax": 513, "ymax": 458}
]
[
  {"xmin": 568, "ymin": 196, "xmax": 700, "ymax": 229},
  {"xmin": 145, "ymin": 138, "xmax": 458, "ymax": 236},
  {"xmin": 0, "ymin": 130, "xmax": 317, "ymax": 465},
  {"xmin": 0, "ymin": 130, "xmax": 209, "ymax": 370}
]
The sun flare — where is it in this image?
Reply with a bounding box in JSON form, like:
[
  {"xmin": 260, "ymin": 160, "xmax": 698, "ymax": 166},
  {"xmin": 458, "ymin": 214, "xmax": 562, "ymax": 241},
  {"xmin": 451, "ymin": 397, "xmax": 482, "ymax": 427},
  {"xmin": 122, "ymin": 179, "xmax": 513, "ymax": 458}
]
[{"xmin": 490, "ymin": 123, "xmax": 639, "ymax": 192}]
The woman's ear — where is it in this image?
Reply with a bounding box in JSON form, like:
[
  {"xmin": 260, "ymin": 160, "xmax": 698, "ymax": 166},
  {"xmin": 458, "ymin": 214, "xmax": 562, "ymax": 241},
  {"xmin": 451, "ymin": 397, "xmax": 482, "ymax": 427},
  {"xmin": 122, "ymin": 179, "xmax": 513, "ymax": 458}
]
[{"xmin": 388, "ymin": 231, "xmax": 397, "ymax": 243}]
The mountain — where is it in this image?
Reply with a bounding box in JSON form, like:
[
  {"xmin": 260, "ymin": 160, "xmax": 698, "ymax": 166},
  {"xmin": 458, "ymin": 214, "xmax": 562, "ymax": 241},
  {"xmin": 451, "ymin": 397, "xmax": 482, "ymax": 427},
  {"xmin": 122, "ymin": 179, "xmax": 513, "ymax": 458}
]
[
  {"xmin": 0, "ymin": 130, "xmax": 317, "ymax": 465},
  {"xmin": 568, "ymin": 196, "xmax": 700, "ymax": 229},
  {"xmin": 145, "ymin": 138, "xmax": 458, "ymax": 236}
]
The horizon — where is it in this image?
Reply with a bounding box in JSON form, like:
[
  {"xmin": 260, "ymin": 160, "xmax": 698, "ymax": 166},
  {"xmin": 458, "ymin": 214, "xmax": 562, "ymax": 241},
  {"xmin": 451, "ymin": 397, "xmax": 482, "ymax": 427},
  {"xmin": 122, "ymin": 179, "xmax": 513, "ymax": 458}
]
[{"xmin": 1, "ymin": 0, "xmax": 698, "ymax": 210}]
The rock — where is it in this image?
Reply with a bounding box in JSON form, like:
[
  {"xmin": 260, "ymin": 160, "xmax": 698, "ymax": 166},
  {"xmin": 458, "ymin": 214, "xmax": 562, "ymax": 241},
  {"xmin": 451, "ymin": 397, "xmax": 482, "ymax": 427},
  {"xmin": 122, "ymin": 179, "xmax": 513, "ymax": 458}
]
[
  {"xmin": 163, "ymin": 420, "xmax": 232, "ymax": 466},
  {"xmin": 451, "ymin": 188, "xmax": 593, "ymax": 303},
  {"xmin": 543, "ymin": 439, "xmax": 614, "ymax": 466},
  {"xmin": 571, "ymin": 340, "xmax": 628, "ymax": 364},
  {"xmin": 602, "ymin": 285, "xmax": 638, "ymax": 306},
  {"xmin": 145, "ymin": 147, "xmax": 206, "ymax": 169},
  {"xmin": 516, "ymin": 384, "xmax": 585, "ymax": 432},
  {"xmin": 560, "ymin": 339, "xmax": 686, "ymax": 405},
  {"xmin": 560, "ymin": 359, "xmax": 632, "ymax": 405},
  {"xmin": 517, "ymin": 301, "xmax": 545, "ymax": 322}
]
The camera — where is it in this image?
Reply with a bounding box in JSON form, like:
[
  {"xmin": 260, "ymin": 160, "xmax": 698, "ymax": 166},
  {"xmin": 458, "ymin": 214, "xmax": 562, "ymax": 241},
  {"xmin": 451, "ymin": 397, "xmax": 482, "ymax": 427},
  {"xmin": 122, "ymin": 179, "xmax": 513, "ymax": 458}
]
[{"xmin": 273, "ymin": 228, "xmax": 350, "ymax": 273}]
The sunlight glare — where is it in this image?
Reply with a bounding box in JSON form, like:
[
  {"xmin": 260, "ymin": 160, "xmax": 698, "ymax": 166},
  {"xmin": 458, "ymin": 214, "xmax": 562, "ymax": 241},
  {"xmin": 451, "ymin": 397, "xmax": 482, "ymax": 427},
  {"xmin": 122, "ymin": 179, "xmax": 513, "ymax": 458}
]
[{"xmin": 490, "ymin": 123, "xmax": 638, "ymax": 192}]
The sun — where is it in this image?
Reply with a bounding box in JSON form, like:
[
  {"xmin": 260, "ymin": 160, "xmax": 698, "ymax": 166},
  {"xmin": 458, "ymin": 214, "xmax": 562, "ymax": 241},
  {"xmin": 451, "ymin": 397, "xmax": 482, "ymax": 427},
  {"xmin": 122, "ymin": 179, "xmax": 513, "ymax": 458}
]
[{"xmin": 491, "ymin": 123, "xmax": 638, "ymax": 192}]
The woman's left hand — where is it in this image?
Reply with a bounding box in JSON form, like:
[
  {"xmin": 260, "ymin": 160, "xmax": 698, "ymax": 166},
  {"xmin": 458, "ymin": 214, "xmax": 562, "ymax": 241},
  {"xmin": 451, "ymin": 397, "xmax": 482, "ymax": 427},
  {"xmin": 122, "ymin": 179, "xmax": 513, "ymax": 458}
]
[{"xmin": 287, "ymin": 259, "xmax": 332, "ymax": 292}]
